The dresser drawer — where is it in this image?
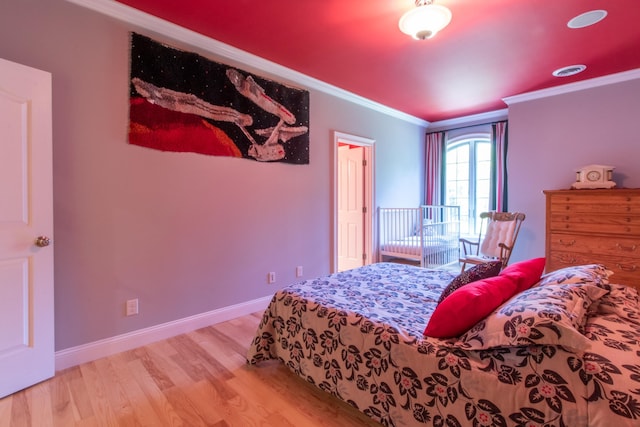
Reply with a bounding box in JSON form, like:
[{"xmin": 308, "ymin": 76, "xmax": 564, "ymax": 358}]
[
  {"xmin": 548, "ymin": 193, "xmax": 640, "ymax": 214},
  {"xmin": 548, "ymin": 213, "xmax": 640, "ymax": 235},
  {"xmin": 548, "ymin": 233, "xmax": 640, "ymax": 257},
  {"xmin": 547, "ymin": 250, "xmax": 640, "ymax": 285}
]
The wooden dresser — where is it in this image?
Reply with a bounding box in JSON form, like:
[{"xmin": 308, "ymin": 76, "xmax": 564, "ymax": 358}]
[{"xmin": 544, "ymin": 189, "xmax": 640, "ymax": 287}]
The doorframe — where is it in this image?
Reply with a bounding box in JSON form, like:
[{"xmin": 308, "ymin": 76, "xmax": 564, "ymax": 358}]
[{"xmin": 331, "ymin": 131, "xmax": 375, "ymax": 273}]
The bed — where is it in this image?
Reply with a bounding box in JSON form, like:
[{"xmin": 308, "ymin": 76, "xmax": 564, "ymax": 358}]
[
  {"xmin": 247, "ymin": 261, "xmax": 640, "ymax": 426},
  {"xmin": 378, "ymin": 205, "xmax": 460, "ymax": 268}
]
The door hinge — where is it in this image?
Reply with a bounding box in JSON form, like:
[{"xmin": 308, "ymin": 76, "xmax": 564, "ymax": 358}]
[
  {"xmin": 362, "ymin": 159, "xmax": 367, "ymax": 167},
  {"xmin": 362, "ymin": 206, "xmax": 367, "ymax": 214},
  {"xmin": 363, "ymin": 253, "xmax": 367, "ymax": 261}
]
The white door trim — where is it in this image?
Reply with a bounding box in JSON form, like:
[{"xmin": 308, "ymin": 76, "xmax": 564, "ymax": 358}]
[{"xmin": 332, "ymin": 131, "xmax": 375, "ymax": 273}]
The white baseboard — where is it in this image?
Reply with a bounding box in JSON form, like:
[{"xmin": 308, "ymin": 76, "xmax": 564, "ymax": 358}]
[{"xmin": 54, "ymin": 296, "xmax": 272, "ymax": 371}]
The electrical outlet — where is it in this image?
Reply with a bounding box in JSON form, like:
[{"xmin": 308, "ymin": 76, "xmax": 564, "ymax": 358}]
[
  {"xmin": 296, "ymin": 266, "xmax": 303, "ymax": 277},
  {"xmin": 126, "ymin": 298, "xmax": 139, "ymax": 316},
  {"xmin": 268, "ymin": 272, "xmax": 276, "ymax": 284}
]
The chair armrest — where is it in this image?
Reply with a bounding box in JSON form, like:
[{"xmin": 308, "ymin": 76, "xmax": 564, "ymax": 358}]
[
  {"xmin": 459, "ymin": 238, "xmax": 479, "ymax": 256},
  {"xmin": 497, "ymin": 242, "xmax": 514, "ymax": 265}
]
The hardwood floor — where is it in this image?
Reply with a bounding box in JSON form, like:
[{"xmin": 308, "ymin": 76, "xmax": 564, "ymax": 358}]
[{"xmin": 0, "ymin": 312, "xmax": 381, "ymax": 427}]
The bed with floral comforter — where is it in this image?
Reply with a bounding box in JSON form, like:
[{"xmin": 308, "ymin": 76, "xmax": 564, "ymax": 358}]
[{"xmin": 246, "ymin": 262, "xmax": 640, "ymax": 426}]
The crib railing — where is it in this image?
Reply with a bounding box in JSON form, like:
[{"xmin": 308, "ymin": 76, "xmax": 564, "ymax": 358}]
[{"xmin": 378, "ymin": 205, "xmax": 460, "ymax": 268}]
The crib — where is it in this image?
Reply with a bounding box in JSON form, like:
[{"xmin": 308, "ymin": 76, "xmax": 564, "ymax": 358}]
[{"xmin": 378, "ymin": 205, "xmax": 460, "ymax": 268}]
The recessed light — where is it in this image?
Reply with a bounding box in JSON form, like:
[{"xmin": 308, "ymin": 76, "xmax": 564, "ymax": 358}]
[
  {"xmin": 552, "ymin": 65, "xmax": 586, "ymax": 77},
  {"xmin": 568, "ymin": 10, "xmax": 607, "ymax": 29}
]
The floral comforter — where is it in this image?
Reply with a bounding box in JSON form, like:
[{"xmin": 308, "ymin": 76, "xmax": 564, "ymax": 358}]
[{"xmin": 246, "ymin": 262, "xmax": 640, "ymax": 426}]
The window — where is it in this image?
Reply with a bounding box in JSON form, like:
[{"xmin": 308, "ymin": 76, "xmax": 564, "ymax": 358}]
[{"xmin": 445, "ymin": 136, "xmax": 491, "ymax": 236}]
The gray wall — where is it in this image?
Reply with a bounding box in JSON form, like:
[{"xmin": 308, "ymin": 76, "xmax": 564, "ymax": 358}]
[
  {"xmin": 508, "ymin": 78, "xmax": 640, "ymax": 263},
  {"xmin": 1, "ymin": 0, "xmax": 425, "ymax": 350}
]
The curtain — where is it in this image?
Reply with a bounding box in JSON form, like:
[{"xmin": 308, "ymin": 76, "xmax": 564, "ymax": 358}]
[
  {"xmin": 425, "ymin": 131, "xmax": 445, "ymax": 206},
  {"xmin": 491, "ymin": 121, "xmax": 509, "ymax": 212}
]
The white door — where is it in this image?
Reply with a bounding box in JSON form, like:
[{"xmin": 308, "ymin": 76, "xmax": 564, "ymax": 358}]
[
  {"xmin": 0, "ymin": 58, "xmax": 54, "ymax": 398},
  {"xmin": 337, "ymin": 145, "xmax": 364, "ymax": 271}
]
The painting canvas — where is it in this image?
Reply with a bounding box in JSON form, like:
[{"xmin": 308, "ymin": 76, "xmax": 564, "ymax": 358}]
[{"xmin": 128, "ymin": 33, "xmax": 310, "ymax": 164}]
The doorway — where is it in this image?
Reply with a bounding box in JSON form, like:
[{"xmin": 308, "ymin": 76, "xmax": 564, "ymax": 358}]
[{"xmin": 332, "ymin": 131, "xmax": 374, "ymax": 272}]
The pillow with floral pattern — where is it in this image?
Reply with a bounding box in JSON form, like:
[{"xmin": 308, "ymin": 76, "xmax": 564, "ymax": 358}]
[
  {"xmin": 536, "ymin": 264, "xmax": 613, "ymax": 288},
  {"xmin": 455, "ymin": 282, "xmax": 609, "ymax": 352},
  {"xmin": 437, "ymin": 261, "xmax": 502, "ymax": 304},
  {"xmin": 592, "ymin": 283, "xmax": 640, "ymax": 323}
]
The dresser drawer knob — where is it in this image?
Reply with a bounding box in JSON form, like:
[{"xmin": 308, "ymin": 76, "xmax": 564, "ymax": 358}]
[
  {"xmin": 615, "ymin": 243, "xmax": 638, "ymax": 252},
  {"xmin": 558, "ymin": 239, "xmax": 576, "ymax": 247},
  {"xmin": 616, "ymin": 263, "xmax": 638, "ymax": 272}
]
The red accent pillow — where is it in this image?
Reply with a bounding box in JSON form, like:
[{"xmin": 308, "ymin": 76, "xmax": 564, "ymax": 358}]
[
  {"xmin": 424, "ymin": 258, "xmax": 545, "ymax": 338},
  {"xmin": 499, "ymin": 257, "xmax": 547, "ymax": 292}
]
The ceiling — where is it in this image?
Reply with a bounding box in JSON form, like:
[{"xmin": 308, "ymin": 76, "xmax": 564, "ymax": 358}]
[{"xmin": 113, "ymin": 0, "xmax": 640, "ymax": 123}]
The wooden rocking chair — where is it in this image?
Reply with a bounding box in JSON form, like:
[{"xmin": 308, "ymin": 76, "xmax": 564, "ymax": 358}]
[{"xmin": 459, "ymin": 211, "xmax": 526, "ymax": 272}]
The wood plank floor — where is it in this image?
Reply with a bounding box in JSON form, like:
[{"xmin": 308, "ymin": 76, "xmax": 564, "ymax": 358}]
[{"xmin": 0, "ymin": 312, "xmax": 382, "ymax": 427}]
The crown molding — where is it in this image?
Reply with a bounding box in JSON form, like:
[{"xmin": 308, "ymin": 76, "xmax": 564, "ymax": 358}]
[
  {"xmin": 64, "ymin": 0, "xmax": 429, "ymax": 127},
  {"xmin": 503, "ymin": 68, "xmax": 640, "ymax": 105},
  {"xmin": 65, "ymin": 0, "xmax": 638, "ymax": 128},
  {"xmin": 427, "ymin": 108, "xmax": 508, "ymax": 131}
]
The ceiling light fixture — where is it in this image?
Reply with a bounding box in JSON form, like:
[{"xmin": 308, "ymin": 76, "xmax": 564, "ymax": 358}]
[{"xmin": 399, "ymin": 0, "xmax": 452, "ymax": 40}]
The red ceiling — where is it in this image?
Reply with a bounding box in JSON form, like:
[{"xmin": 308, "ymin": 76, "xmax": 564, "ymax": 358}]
[{"xmin": 114, "ymin": 0, "xmax": 640, "ymax": 122}]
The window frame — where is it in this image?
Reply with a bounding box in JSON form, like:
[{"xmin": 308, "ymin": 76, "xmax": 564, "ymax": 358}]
[{"xmin": 444, "ymin": 132, "xmax": 492, "ymax": 236}]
